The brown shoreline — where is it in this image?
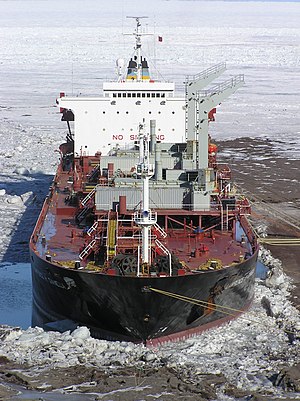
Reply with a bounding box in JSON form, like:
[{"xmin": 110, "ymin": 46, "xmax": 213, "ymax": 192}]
[{"xmin": 217, "ymin": 136, "xmax": 300, "ymax": 308}]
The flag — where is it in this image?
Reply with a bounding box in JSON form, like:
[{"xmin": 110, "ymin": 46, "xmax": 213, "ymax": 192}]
[{"xmin": 158, "ymin": 36, "xmax": 163, "ymax": 42}]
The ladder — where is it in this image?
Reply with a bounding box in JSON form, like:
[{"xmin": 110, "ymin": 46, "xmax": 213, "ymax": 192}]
[
  {"xmin": 107, "ymin": 218, "xmax": 117, "ymax": 258},
  {"xmin": 87, "ymin": 220, "xmax": 99, "ymax": 236},
  {"xmin": 152, "ymin": 223, "xmax": 167, "ymax": 239},
  {"xmin": 76, "ymin": 205, "xmax": 91, "ymax": 223},
  {"xmin": 154, "ymin": 239, "xmax": 172, "ymax": 276},
  {"xmin": 79, "ymin": 239, "xmax": 96, "ymax": 260},
  {"xmin": 80, "ymin": 186, "xmax": 96, "ymax": 207},
  {"xmin": 88, "ymin": 165, "xmax": 100, "ymax": 182},
  {"xmin": 221, "ymin": 206, "xmax": 229, "ymax": 231}
]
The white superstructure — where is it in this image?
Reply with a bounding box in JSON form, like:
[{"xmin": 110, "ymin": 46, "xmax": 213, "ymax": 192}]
[{"xmin": 58, "ymin": 17, "xmax": 185, "ymax": 156}]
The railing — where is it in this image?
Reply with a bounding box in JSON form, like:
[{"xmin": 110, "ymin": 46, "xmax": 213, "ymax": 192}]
[
  {"xmin": 79, "ymin": 239, "xmax": 96, "ymax": 260},
  {"xmin": 87, "ymin": 220, "xmax": 99, "ymax": 236},
  {"xmin": 81, "ymin": 186, "xmax": 96, "ymax": 206},
  {"xmin": 30, "ymin": 164, "xmax": 63, "ymax": 245},
  {"xmin": 133, "ymin": 210, "xmax": 157, "ymax": 226},
  {"xmin": 153, "ymin": 223, "xmax": 167, "ymax": 238},
  {"xmin": 76, "ymin": 205, "xmax": 90, "ymax": 222},
  {"xmin": 185, "ymin": 62, "xmax": 226, "ymax": 83},
  {"xmin": 155, "ymin": 239, "xmax": 172, "ymax": 276},
  {"xmin": 97, "ymin": 202, "xmax": 225, "ymax": 211},
  {"xmin": 198, "ymin": 75, "xmax": 244, "ymax": 97}
]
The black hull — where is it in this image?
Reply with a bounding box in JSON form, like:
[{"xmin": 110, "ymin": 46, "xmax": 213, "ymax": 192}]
[{"xmin": 30, "ymin": 249, "xmax": 258, "ymax": 344}]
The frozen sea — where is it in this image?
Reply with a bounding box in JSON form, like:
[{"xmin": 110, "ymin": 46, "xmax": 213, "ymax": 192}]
[{"xmin": 0, "ymin": 1, "xmax": 300, "ymax": 400}]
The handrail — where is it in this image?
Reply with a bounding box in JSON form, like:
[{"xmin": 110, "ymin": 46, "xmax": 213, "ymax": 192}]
[
  {"xmin": 155, "ymin": 239, "xmax": 172, "ymax": 276},
  {"xmin": 198, "ymin": 74, "xmax": 244, "ymax": 97},
  {"xmin": 81, "ymin": 186, "xmax": 96, "ymax": 206},
  {"xmin": 87, "ymin": 220, "xmax": 99, "ymax": 236},
  {"xmin": 185, "ymin": 62, "xmax": 226, "ymax": 83},
  {"xmin": 79, "ymin": 239, "xmax": 96, "ymax": 260}
]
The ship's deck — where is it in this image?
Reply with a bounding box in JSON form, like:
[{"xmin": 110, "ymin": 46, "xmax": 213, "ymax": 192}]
[{"xmin": 32, "ymin": 169, "xmax": 252, "ymax": 273}]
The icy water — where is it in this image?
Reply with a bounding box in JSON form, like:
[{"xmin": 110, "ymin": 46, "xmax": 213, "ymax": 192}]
[{"xmin": 0, "ymin": 262, "xmax": 31, "ymax": 329}]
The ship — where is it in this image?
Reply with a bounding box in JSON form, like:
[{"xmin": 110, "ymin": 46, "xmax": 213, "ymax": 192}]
[{"xmin": 30, "ymin": 17, "xmax": 258, "ymax": 345}]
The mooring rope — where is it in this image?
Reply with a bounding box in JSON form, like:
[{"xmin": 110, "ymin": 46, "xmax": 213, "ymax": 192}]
[
  {"xmin": 149, "ymin": 287, "xmax": 298, "ymax": 336},
  {"xmin": 258, "ymin": 238, "xmax": 300, "ymax": 246},
  {"xmin": 149, "ymin": 287, "xmax": 242, "ymax": 316}
]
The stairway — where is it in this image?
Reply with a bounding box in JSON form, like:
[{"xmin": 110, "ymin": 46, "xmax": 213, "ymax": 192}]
[{"xmin": 107, "ymin": 218, "xmax": 117, "ymax": 258}]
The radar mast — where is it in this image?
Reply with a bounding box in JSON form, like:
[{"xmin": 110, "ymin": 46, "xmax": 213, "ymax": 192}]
[{"xmin": 126, "ymin": 16, "xmax": 150, "ymax": 82}]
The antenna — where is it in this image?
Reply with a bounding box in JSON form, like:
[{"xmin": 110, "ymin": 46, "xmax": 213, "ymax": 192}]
[
  {"xmin": 126, "ymin": 16, "xmax": 148, "ymax": 21},
  {"xmin": 125, "ymin": 16, "xmax": 151, "ymax": 81}
]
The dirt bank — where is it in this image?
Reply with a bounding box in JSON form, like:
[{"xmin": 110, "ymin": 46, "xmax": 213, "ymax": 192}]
[{"xmin": 218, "ymin": 136, "xmax": 300, "ymax": 307}]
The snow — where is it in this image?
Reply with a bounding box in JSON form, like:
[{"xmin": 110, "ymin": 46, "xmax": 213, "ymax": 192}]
[
  {"xmin": 1, "ymin": 261, "xmax": 299, "ymax": 397},
  {"xmin": 0, "ymin": 1, "xmax": 299, "ymax": 398}
]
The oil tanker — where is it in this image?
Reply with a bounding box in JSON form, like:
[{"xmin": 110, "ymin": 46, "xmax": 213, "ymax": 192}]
[{"xmin": 30, "ymin": 17, "xmax": 258, "ymax": 345}]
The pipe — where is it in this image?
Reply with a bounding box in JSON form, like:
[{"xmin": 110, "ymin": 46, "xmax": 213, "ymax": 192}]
[
  {"xmin": 155, "ymin": 141, "xmax": 162, "ymax": 181},
  {"xmin": 150, "ymin": 119, "xmax": 156, "ymax": 153},
  {"xmin": 119, "ymin": 195, "xmax": 127, "ymax": 214}
]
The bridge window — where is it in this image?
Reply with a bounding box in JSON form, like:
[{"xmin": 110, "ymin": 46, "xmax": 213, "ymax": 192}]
[
  {"xmin": 132, "ymin": 93, "xmax": 136, "ymax": 98},
  {"xmin": 147, "ymin": 93, "xmax": 150, "ymax": 98},
  {"xmin": 113, "ymin": 93, "xmax": 117, "ymax": 97},
  {"xmin": 151, "ymin": 93, "xmax": 155, "ymax": 98},
  {"xmin": 142, "ymin": 93, "xmax": 146, "ymax": 98},
  {"xmin": 156, "ymin": 93, "xmax": 160, "ymax": 98},
  {"xmin": 122, "ymin": 93, "xmax": 126, "ymax": 97},
  {"xmin": 118, "ymin": 93, "xmax": 121, "ymax": 98},
  {"xmin": 137, "ymin": 93, "xmax": 141, "ymax": 98}
]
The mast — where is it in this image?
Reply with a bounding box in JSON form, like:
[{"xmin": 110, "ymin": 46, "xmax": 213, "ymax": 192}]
[
  {"xmin": 126, "ymin": 16, "xmax": 149, "ymax": 82},
  {"xmin": 134, "ymin": 122, "xmax": 155, "ymax": 274}
]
